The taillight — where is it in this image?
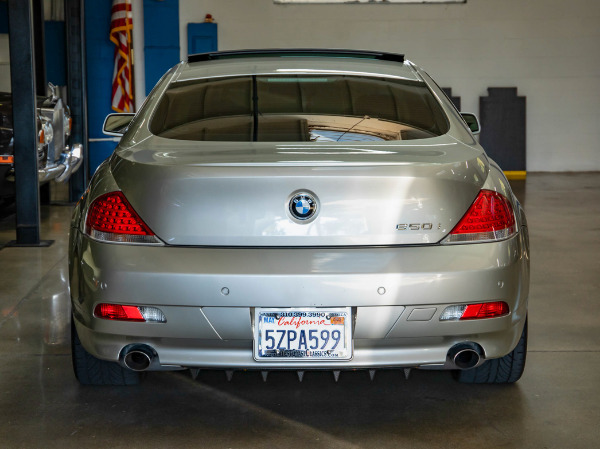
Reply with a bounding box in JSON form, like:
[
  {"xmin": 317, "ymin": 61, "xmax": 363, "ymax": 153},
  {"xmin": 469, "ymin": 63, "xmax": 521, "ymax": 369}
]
[
  {"xmin": 439, "ymin": 301, "xmax": 509, "ymax": 321},
  {"xmin": 85, "ymin": 191, "xmax": 162, "ymax": 244},
  {"xmin": 443, "ymin": 190, "xmax": 516, "ymax": 243},
  {"xmin": 94, "ymin": 303, "xmax": 166, "ymax": 323}
]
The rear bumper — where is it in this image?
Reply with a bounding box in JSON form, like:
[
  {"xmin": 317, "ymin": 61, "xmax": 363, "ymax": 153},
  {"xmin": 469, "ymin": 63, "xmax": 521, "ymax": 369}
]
[{"xmin": 70, "ymin": 231, "xmax": 529, "ymax": 370}]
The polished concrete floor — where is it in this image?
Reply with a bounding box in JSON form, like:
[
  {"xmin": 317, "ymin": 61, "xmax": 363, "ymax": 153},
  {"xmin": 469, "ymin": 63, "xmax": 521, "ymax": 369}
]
[{"xmin": 0, "ymin": 173, "xmax": 599, "ymax": 448}]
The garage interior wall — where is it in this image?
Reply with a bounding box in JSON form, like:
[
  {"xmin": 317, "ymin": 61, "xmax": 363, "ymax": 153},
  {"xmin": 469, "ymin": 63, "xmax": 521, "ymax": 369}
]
[{"xmin": 179, "ymin": 0, "xmax": 600, "ymax": 172}]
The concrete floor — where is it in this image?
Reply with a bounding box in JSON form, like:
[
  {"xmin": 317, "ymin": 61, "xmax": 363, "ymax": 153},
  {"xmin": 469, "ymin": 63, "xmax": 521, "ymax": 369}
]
[{"xmin": 0, "ymin": 172, "xmax": 599, "ymax": 448}]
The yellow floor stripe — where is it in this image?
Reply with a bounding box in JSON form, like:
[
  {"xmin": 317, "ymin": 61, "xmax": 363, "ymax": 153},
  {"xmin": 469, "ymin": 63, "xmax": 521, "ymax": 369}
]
[{"xmin": 504, "ymin": 171, "xmax": 527, "ymax": 180}]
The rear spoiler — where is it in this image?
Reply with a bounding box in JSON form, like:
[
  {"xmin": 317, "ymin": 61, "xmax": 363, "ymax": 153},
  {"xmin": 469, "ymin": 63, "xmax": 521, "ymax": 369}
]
[{"xmin": 188, "ymin": 49, "xmax": 405, "ymax": 64}]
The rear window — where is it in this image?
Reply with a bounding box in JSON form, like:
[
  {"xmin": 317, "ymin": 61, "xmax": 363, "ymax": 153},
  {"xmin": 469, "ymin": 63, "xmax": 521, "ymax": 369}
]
[{"xmin": 150, "ymin": 75, "xmax": 449, "ymax": 142}]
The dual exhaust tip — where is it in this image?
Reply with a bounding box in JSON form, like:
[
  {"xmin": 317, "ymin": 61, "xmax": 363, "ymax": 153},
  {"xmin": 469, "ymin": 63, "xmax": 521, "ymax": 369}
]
[
  {"xmin": 121, "ymin": 343, "xmax": 483, "ymax": 372},
  {"xmin": 447, "ymin": 343, "xmax": 484, "ymax": 370}
]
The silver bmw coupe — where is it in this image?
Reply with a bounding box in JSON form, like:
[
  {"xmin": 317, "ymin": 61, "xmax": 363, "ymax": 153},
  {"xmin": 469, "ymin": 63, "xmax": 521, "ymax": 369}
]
[{"xmin": 69, "ymin": 49, "xmax": 529, "ymax": 385}]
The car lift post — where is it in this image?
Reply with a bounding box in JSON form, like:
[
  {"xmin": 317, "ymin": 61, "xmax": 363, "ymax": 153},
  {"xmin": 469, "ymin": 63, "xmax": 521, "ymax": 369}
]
[
  {"xmin": 7, "ymin": 0, "xmax": 49, "ymax": 246},
  {"xmin": 33, "ymin": 0, "xmax": 51, "ymax": 205},
  {"xmin": 65, "ymin": 0, "xmax": 88, "ymax": 202}
]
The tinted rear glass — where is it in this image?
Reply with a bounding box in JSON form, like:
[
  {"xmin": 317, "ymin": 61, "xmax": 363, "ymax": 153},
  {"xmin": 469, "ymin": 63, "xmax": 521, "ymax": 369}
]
[{"xmin": 150, "ymin": 75, "xmax": 449, "ymax": 142}]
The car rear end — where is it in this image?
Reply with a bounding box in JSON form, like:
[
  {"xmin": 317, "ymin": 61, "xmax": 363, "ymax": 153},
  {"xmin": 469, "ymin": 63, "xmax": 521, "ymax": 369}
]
[{"xmin": 69, "ymin": 50, "xmax": 529, "ymax": 383}]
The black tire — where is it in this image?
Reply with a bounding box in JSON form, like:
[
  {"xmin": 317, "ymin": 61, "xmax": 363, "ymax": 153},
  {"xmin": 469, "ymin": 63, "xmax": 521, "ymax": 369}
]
[
  {"xmin": 71, "ymin": 317, "xmax": 140, "ymax": 386},
  {"xmin": 454, "ymin": 318, "xmax": 527, "ymax": 384}
]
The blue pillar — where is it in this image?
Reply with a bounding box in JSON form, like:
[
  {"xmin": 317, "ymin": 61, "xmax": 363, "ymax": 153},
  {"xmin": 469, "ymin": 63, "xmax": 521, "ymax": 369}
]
[
  {"xmin": 143, "ymin": 0, "xmax": 180, "ymax": 95},
  {"xmin": 84, "ymin": 0, "xmax": 180, "ymax": 175},
  {"xmin": 44, "ymin": 21, "xmax": 67, "ymax": 86},
  {"xmin": 84, "ymin": 0, "xmax": 119, "ymax": 176}
]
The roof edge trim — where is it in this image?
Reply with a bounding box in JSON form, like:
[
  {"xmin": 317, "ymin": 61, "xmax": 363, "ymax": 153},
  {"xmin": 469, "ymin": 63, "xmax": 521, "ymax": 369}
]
[{"xmin": 188, "ymin": 49, "xmax": 405, "ymax": 64}]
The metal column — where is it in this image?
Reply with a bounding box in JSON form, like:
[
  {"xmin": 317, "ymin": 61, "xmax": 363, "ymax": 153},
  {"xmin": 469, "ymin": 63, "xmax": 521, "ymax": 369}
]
[
  {"xmin": 7, "ymin": 0, "xmax": 45, "ymax": 246},
  {"xmin": 33, "ymin": 0, "xmax": 51, "ymax": 205},
  {"xmin": 32, "ymin": 0, "xmax": 46, "ymax": 96},
  {"xmin": 65, "ymin": 0, "xmax": 88, "ymax": 202}
]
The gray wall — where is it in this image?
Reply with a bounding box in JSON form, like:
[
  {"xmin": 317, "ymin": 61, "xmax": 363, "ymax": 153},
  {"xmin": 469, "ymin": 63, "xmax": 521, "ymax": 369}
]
[
  {"xmin": 179, "ymin": 0, "xmax": 600, "ymax": 172},
  {"xmin": 0, "ymin": 35, "xmax": 10, "ymax": 92}
]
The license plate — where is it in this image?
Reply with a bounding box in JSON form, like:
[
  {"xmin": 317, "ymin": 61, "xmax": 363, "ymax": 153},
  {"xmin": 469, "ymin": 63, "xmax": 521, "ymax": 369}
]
[{"xmin": 254, "ymin": 308, "xmax": 352, "ymax": 360}]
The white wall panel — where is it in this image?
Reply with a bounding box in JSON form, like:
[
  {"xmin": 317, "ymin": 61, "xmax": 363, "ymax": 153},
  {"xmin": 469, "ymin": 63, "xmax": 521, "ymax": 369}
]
[{"xmin": 179, "ymin": 0, "xmax": 600, "ymax": 171}]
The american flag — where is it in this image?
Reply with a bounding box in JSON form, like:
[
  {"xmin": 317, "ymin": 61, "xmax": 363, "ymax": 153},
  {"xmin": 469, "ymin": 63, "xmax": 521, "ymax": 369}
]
[{"xmin": 110, "ymin": 0, "xmax": 134, "ymax": 112}]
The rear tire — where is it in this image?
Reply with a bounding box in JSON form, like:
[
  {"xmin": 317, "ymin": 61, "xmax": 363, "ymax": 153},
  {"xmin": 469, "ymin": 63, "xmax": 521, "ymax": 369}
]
[
  {"xmin": 71, "ymin": 317, "xmax": 140, "ymax": 386},
  {"xmin": 454, "ymin": 318, "xmax": 527, "ymax": 384}
]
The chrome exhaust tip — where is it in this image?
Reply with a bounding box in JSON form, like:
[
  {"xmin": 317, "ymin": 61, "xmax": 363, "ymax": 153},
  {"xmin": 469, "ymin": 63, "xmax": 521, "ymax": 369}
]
[
  {"xmin": 121, "ymin": 345, "xmax": 155, "ymax": 371},
  {"xmin": 448, "ymin": 343, "xmax": 483, "ymax": 370}
]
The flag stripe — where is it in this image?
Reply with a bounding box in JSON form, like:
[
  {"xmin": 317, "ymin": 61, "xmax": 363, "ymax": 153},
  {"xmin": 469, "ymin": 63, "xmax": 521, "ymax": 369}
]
[{"xmin": 110, "ymin": 0, "xmax": 134, "ymax": 113}]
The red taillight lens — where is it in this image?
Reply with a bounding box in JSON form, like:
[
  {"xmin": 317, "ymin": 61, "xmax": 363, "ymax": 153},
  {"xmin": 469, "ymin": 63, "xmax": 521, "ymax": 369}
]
[
  {"xmin": 460, "ymin": 301, "xmax": 510, "ymax": 320},
  {"xmin": 440, "ymin": 301, "xmax": 510, "ymax": 321},
  {"xmin": 94, "ymin": 304, "xmax": 145, "ymax": 322},
  {"xmin": 444, "ymin": 190, "xmax": 516, "ymax": 243},
  {"xmin": 85, "ymin": 192, "xmax": 160, "ymax": 244},
  {"xmin": 86, "ymin": 191, "xmax": 153, "ymax": 235},
  {"xmin": 94, "ymin": 303, "xmax": 167, "ymax": 322}
]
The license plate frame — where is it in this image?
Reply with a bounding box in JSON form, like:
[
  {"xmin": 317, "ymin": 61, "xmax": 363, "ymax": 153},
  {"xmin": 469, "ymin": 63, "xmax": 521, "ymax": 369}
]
[{"xmin": 254, "ymin": 307, "xmax": 353, "ymax": 361}]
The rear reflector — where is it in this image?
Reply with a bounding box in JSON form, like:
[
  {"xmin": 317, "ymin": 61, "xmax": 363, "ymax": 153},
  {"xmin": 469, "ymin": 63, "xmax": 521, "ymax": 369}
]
[
  {"xmin": 440, "ymin": 301, "xmax": 509, "ymax": 321},
  {"xmin": 85, "ymin": 191, "xmax": 162, "ymax": 244},
  {"xmin": 443, "ymin": 190, "xmax": 516, "ymax": 244},
  {"xmin": 94, "ymin": 303, "xmax": 166, "ymax": 323}
]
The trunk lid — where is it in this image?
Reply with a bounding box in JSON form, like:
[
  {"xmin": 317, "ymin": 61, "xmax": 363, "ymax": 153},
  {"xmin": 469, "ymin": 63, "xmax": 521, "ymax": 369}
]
[{"xmin": 111, "ymin": 135, "xmax": 488, "ymax": 246}]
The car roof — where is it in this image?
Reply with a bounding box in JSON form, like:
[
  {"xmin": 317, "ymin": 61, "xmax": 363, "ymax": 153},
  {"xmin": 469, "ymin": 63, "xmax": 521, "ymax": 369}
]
[
  {"xmin": 188, "ymin": 49, "xmax": 406, "ymax": 63},
  {"xmin": 177, "ymin": 49, "xmax": 421, "ymax": 83}
]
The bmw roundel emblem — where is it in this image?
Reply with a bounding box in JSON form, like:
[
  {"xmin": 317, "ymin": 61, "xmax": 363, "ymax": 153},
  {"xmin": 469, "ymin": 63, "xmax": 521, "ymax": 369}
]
[{"xmin": 289, "ymin": 192, "xmax": 318, "ymax": 222}]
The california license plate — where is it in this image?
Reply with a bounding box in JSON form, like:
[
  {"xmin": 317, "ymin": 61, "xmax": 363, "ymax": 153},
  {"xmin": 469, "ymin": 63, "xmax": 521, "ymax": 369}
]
[{"xmin": 254, "ymin": 308, "xmax": 352, "ymax": 360}]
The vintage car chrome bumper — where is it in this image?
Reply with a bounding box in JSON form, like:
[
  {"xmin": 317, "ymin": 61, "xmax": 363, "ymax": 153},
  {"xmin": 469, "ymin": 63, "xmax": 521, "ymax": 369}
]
[{"xmin": 38, "ymin": 143, "xmax": 83, "ymax": 183}]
